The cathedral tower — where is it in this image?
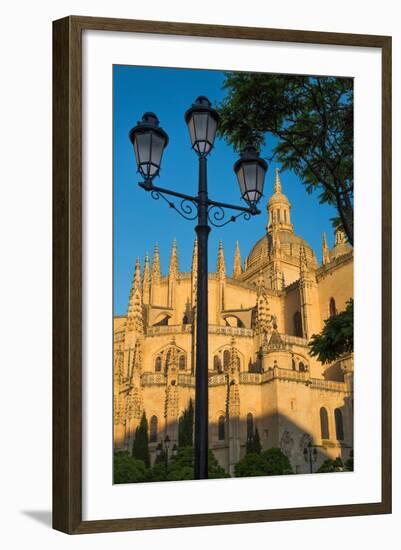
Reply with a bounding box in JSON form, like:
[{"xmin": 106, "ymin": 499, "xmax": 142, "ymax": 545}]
[
  {"xmin": 150, "ymin": 243, "xmax": 161, "ymax": 304},
  {"xmin": 142, "ymin": 252, "xmax": 151, "ymax": 305},
  {"xmin": 298, "ymin": 246, "xmax": 320, "ymax": 339},
  {"xmin": 216, "ymin": 240, "xmax": 226, "ymax": 323},
  {"xmin": 322, "ymin": 232, "xmax": 330, "ymax": 265}
]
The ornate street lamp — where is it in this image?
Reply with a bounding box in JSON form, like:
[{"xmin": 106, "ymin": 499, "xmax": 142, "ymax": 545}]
[
  {"xmin": 156, "ymin": 435, "xmax": 177, "ymax": 472},
  {"xmin": 184, "ymin": 96, "xmax": 219, "ymax": 156},
  {"xmin": 234, "ymin": 145, "xmax": 268, "ymax": 212},
  {"xmin": 129, "ymin": 96, "xmax": 268, "ymax": 480},
  {"xmin": 303, "ymin": 441, "xmax": 318, "ymax": 473},
  {"xmin": 129, "ymin": 112, "xmax": 169, "ymax": 182},
  {"xmin": 164, "ymin": 434, "xmax": 170, "ymax": 449}
]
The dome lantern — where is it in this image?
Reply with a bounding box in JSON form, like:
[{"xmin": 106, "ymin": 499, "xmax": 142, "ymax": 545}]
[{"xmin": 267, "ymin": 168, "xmax": 293, "ymax": 234}]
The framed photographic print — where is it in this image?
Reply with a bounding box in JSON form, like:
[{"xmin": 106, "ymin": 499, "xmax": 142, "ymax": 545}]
[{"xmin": 53, "ymin": 16, "xmax": 392, "ymax": 534}]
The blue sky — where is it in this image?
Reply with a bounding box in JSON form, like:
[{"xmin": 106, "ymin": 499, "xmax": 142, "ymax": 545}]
[{"xmin": 113, "ymin": 65, "xmax": 338, "ymax": 315}]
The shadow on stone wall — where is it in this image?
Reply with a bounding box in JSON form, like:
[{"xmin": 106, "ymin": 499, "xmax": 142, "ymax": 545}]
[{"xmin": 116, "ymin": 407, "xmax": 353, "ymax": 483}]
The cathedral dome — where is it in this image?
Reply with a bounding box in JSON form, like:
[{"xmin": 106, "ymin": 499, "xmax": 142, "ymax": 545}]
[
  {"xmin": 243, "ymin": 168, "xmax": 318, "ymax": 275},
  {"xmin": 246, "ymin": 231, "xmax": 317, "ymax": 270}
]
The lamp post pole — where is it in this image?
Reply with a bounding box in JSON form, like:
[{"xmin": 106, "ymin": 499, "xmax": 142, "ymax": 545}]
[
  {"xmin": 194, "ymin": 155, "xmax": 210, "ymax": 479},
  {"xmin": 129, "ymin": 97, "xmax": 267, "ymax": 479},
  {"xmin": 304, "ymin": 441, "xmax": 318, "ymax": 473},
  {"xmin": 156, "ymin": 436, "xmax": 177, "ymax": 477}
]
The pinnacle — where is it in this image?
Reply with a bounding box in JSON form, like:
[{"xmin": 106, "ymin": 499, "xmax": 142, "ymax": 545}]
[
  {"xmin": 217, "ymin": 240, "xmax": 226, "ymax": 274},
  {"xmin": 274, "ymin": 167, "xmax": 282, "ymax": 194}
]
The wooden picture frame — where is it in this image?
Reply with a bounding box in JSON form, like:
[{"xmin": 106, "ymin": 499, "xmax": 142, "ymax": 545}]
[{"xmin": 53, "ymin": 15, "xmax": 392, "ymax": 534}]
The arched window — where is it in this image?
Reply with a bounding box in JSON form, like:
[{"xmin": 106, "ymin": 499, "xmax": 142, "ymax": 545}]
[
  {"xmin": 246, "ymin": 413, "xmax": 254, "ymax": 440},
  {"xmin": 223, "ymin": 350, "xmax": 230, "ymax": 371},
  {"xmin": 284, "ymin": 209, "xmax": 287, "ymax": 222},
  {"xmin": 149, "ymin": 415, "xmax": 158, "ymax": 443},
  {"xmin": 179, "ymin": 355, "xmax": 186, "ymax": 370},
  {"xmin": 334, "ymin": 408, "xmax": 344, "ymax": 440},
  {"xmin": 155, "ymin": 356, "xmax": 162, "ymax": 372},
  {"xmin": 299, "ymin": 362, "xmax": 305, "ymax": 372},
  {"xmin": 320, "ymin": 407, "xmax": 330, "ymax": 439},
  {"xmin": 293, "ymin": 311, "xmax": 302, "ymax": 337},
  {"xmin": 292, "ymin": 358, "xmax": 296, "ymax": 371},
  {"xmin": 213, "ymin": 355, "xmax": 221, "ymax": 372},
  {"xmin": 218, "ymin": 415, "xmax": 225, "ymax": 441},
  {"xmin": 329, "ymin": 297, "xmax": 337, "ymax": 317}
]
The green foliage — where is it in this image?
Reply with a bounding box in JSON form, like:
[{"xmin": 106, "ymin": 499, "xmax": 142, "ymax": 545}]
[
  {"xmin": 246, "ymin": 428, "xmax": 262, "ymax": 454},
  {"xmin": 178, "ymin": 398, "xmax": 194, "ymax": 448},
  {"xmin": 217, "ymin": 73, "xmax": 354, "ymax": 244},
  {"xmin": 317, "ymin": 452, "xmax": 353, "ymax": 473},
  {"xmin": 113, "ymin": 452, "xmax": 148, "ymax": 484},
  {"xmin": 309, "ymin": 299, "xmax": 353, "ymax": 364},
  {"xmin": 207, "ymin": 448, "xmax": 230, "ymax": 479},
  {"xmin": 132, "ymin": 412, "xmax": 150, "ymax": 467},
  {"xmin": 235, "ymin": 448, "xmax": 293, "ymax": 477},
  {"xmin": 317, "ymin": 456, "xmax": 345, "ymax": 473},
  {"xmin": 149, "ymin": 446, "xmax": 229, "ymax": 482},
  {"xmin": 153, "ymin": 447, "xmax": 167, "ymax": 466},
  {"xmin": 345, "ymin": 449, "xmax": 354, "ymax": 472}
]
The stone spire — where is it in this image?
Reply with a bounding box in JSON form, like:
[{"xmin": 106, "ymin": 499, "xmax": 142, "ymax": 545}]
[
  {"xmin": 216, "ymin": 240, "xmax": 226, "ymax": 316},
  {"xmin": 191, "ymin": 238, "xmax": 198, "ymax": 273},
  {"xmin": 228, "ymin": 336, "xmax": 240, "ymax": 375},
  {"xmin": 169, "ymin": 239, "xmax": 179, "ymax": 278},
  {"xmin": 126, "ymin": 257, "xmax": 144, "ymax": 334},
  {"xmin": 134, "ymin": 256, "xmax": 141, "ymax": 288},
  {"xmin": 142, "ymin": 252, "xmax": 151, "ymax": 304},
  {"xmin": 191, "ymin": 238, "xmax": 198, "ymax": 306},
  {"xmin": 322, "ymin": 232, "xmax": 330, "ymax": 265},
  {"xmin": 217, "ymin": 240, "xmax": 226, "ymax": 277},
  {"xmin": 233, "ymin": 241, "xmax": 242, "ymax": 279},
  {"xmin": 151, "ymin": 243, "xmax": 161, "ymax": 284},
  {"xmin": 274, "ymin": 167, "xmax": 282, "ymax": 193},
  {"xmin": 299, "ymin": 246, "xmax": 308, "ymax": 277},
  {"xmin": 298, "ymin": 245, "xmax": 314, "ymax": 339},
  {"xmin": 256, "ymin": 273, "xmax": 272, "ymax": 336}
]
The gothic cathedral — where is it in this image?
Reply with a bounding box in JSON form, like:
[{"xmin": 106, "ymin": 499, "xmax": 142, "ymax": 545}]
[{"xmin": 114, "ymin": 169, "xmax": 354, "ymax": 475}]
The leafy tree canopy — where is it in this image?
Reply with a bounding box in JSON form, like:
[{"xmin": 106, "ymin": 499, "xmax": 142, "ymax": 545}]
[
  {"xmin": 345, "ymin": 450, "xmax": 354, "ymax": 472},
  {"xmin": 149, "ymin": 446, "xmax": 229, "ymax": 482},
  {"xmin": 113, "ymin": 451, "xmax": 148, "ymax": 484},
  {"xmin": 235, "ymin": 447, "xmax": 293, "ymax": 477},
  {"xmin": 132, "ymin": 411, "xmax": 150, "ymax": 468},
  {"xmin": 317, "ymin": 453, "xmax": 353, "ymax": 474},
  {"xmin": 309, "ymin": 299, "xmax": 353, "ymax": 364},
  {"xmin": 217, "ymin": 73, "xmax": 354, "ymax": 244}
]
